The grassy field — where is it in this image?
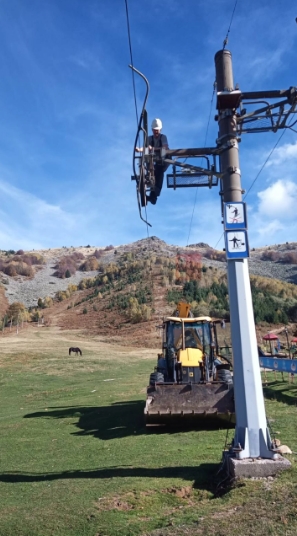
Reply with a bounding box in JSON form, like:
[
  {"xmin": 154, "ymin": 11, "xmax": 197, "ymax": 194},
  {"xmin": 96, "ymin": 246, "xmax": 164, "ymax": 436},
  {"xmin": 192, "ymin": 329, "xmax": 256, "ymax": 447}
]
[{"xmin": 0, "ymin": 326, "xmax": 296, "ymax": 536}]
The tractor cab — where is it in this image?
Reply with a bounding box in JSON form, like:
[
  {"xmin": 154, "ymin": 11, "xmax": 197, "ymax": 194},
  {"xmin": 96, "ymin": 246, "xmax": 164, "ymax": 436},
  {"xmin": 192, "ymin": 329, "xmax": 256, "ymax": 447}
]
[
  {"xmin": 145, "ymin": 303, "xmax": 234, "ymax": 425},
  {"xmin": 160, "ymin": 316, "xmax": 217, "ymax": 384}
]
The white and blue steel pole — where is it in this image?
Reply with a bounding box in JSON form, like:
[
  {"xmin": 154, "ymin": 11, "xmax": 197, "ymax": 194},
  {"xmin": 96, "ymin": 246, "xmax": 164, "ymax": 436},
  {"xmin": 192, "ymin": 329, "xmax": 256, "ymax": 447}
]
[{"xmin": 214, "ymin": 49, "xmax": 276, "ymax": 459}]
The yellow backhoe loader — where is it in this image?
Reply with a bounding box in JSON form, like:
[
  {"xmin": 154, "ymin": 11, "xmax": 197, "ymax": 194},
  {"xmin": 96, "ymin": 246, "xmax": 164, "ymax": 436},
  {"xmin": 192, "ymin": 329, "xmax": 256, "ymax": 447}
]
[{"xmin": 145, "ymin": 301, "xmax": 235, "ymax": 425}]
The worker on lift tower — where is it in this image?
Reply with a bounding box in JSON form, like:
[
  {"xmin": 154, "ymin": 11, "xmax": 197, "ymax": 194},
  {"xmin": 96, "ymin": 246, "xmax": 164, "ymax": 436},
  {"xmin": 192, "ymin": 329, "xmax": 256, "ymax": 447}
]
[{"xmin": 136, "ymin": 118, "xmax": 169, "ymax": 204}]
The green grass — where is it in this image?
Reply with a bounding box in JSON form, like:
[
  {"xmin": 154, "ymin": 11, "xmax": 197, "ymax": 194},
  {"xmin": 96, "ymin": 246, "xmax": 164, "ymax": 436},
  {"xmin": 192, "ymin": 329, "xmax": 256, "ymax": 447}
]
[{"xmin": 0, "ymin": 337, "xmax": 296, "ymax": 536}]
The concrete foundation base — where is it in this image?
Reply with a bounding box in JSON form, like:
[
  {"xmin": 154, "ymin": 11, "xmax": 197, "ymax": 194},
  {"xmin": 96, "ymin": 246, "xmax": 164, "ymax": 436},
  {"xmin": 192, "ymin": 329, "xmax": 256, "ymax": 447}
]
[{"xmin": 223, "ymin": 451, "xmax": 291, "ymax": 479}]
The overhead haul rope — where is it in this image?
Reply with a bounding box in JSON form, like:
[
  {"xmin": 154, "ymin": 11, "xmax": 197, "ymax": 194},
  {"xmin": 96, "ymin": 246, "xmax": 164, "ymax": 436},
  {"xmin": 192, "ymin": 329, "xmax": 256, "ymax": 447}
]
[
  {"xmin": 243, "ymin": 129, "xmax": 287, "ymax": 200},
  {"xmin": 207, "ymin": 0, "xmax": 286, "ymax": 249},
  {"xmin": 186, "ymin": 0, "xmax": 239, "ymax": 246},
  {"xmin": 125, "ymin": 0, "xmax": 138, "ymax": 125},
  {"xmin": 186, "ymin": 82, "xmax": 216, "ymax": 246},
  {"xmin": 124, "ymin": 0, "xmax": 150, "ymax": 238},
  {"xmin": 222, "ymin": 0, "xmax": 239, "ymax": 49}
]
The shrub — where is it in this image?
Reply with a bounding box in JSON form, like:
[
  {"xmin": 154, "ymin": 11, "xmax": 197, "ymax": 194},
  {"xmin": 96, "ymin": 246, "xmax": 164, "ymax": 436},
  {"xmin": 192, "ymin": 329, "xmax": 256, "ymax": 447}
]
[
  {"xmin": 128, "ymin": 298, "xmax": 142, "ymax": 323},
  {"xmin": 43, "ymin": 296, "xmax": 53, "ymax": 308},
  {"xmin": 56, "ymin": 291, "xmax": 68, "ymax": 302},
  {"xmin": 281, "ymin": 252, "xmax": 297, "ymax": 264},
  {"xmin": 94, "ymin": 249, "xmax": 104, "ymax": 259},
  {"xmin": 54, "ymin": 255, "xmax": 77, "ymax": 278},
  {"xmin": 16, "ymin": 254, "xmax": 45, "ymax": 265},
  {"xmin": 71, "ymin": 252, "xmax": 84, "ymax": 261},
  {"xmin": 204, "ymin": 248, "xmax": 215, "ymax": 260},
  {"xmin": 15, "ymin": 263, "xmax": 34, "ymax": 277},
  {"xmin": 261, "ymin": 250, "xmax": 280, "ymax": 261},
  {"xmin": 6, "ymin": 302, "xmax": 26, "ymax": 323},
  {"xmin": 79, "ymin": 257, "xmax": 99, "ymax": 271},
  {"xmin": 31, "ymin": 310, "xmax": 40, "ymax": 322},
  {"xmin": 67, "ymin": 284, "xmax": 77, "ymax": 294},
  {"xmin": 140, "ymin": 304, "xmax": 152, "ymax": 321},
  {"xmin": 4, "ymin": 264, "xmax": 17, "ymax": 277}
]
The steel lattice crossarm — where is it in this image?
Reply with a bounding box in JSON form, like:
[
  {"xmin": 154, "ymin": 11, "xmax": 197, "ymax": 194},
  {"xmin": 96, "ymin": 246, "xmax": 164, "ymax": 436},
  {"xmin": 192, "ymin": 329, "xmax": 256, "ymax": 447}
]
[
  {"xmin": 216, "ymin": 86, "xmax": 297, "ymax": 134},
  {"xmin": 164, "ymin": 145, "xmax": 234, "ymax": 189},
  {"xmin": 166, "ymin": 147, "xmax": 221, "ymax": 157}
]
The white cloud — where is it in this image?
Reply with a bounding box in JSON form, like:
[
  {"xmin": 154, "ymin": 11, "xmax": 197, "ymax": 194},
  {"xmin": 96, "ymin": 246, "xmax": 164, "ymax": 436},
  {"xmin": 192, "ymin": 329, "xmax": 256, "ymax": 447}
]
[
  {"xmin": 257, "ymin": 179, "xmax": 297, "ymax": 218},
  {"xmin": 69, "ymin": 51, "xmax": 102, "ymax": 72},
  {"xmin": 246, "ymin": 178, "xmax": 297, "ymax": 247},
  {"xmin": 256, "ymin": 219, "xmax": 285, "ymax": 238},
  {"xmin": 246, "ymin": 44, "xmax": 288, "ymax": 82},
  {"xmin": 0, "ymin": 179, "xmax": 77, "ymax": 249},
  {"xmin": 267, "ymin": 141, "xmax": 297, "ymax": 167}
]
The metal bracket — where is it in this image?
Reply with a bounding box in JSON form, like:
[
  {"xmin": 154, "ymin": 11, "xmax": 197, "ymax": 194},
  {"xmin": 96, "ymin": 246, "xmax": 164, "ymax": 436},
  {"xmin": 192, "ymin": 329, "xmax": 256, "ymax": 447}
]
[
  {"xmin": 237, "ymin": 88, "xmax": 297, "ymax": 134},
  {"xmin": 227, "ymin": 166, "xmax": 241, "ymax": 175},
  {"xmin": 224, "ymin": 139, "xmax": 238, "ymax": 149},
  {"xmin": 216, "ymin": 89, "xmax": 242, "ymax": 110},
  {"xmin": 166, "ymin": 157, "xmax": 222, "ymax": 189},
  {"xmin": 215, "ymin": 85, "xmax": 297, "ymax": 134},
  {"xmin": 218, "ymin": 109, "xmax": 234, "ymax": 119},
  {"xmin": 216, "ymin": 133, "xmax": 240, "ymax": 146}
]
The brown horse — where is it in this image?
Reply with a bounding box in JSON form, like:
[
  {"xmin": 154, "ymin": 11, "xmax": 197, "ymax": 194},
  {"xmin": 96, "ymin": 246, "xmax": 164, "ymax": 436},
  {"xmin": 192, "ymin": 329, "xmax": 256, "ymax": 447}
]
[{"xmin": 69, "ymin": 347, "xmax": 82, "ymax": 356}]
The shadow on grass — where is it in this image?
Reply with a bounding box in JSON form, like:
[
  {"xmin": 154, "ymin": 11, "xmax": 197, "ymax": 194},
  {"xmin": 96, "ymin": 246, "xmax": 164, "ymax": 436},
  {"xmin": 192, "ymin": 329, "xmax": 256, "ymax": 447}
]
[
  {"xmin": 23, "ymin": 400, "xmax": 234, "ymax": 440},
  {"xmin": 0, "ymin": 463, "xmax": 225, "ymax": 495},
  {"xmin": 24, "ymin": 401, "xmax": 146, "ymax": 440},
  {"xmin": 6, "ymin": 403, "xmax": 234, "ymax": 495},
  {"xmin": 263, "ymin": 381, "xmax": 297, "ymax": 406}
]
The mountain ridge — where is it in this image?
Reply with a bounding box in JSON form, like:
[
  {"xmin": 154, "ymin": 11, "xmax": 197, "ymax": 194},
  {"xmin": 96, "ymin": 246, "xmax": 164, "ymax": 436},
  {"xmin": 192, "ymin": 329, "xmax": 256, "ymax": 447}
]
[
  {"xmin": 1, "ymin": 237, "xmax": 297, "ymax": 308},
  {"xmin": 0, "ymin": 237, "xmax": 296, "ymax": 348}
]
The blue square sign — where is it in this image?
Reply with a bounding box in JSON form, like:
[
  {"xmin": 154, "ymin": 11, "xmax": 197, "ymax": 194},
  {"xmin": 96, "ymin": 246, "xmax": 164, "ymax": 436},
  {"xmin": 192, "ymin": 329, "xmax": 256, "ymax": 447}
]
[
  {"xmin": 225, "ymin": 230, "xmax": 249, "ymax": 259},
  {"xmin": 224, "ymin": 202, "xmax": 247, "ymax": 230}
]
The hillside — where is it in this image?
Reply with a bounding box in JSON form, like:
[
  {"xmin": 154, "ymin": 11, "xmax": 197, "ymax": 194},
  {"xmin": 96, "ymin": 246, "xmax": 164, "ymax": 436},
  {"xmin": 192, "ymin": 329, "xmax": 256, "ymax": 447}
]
[
  {"xmin": 1, "ymin": 238, "xmax": 297, "ymax": 309},
  {"xmin": 1, "ymin": 237, "xmax": 297, "ymax": 349}
]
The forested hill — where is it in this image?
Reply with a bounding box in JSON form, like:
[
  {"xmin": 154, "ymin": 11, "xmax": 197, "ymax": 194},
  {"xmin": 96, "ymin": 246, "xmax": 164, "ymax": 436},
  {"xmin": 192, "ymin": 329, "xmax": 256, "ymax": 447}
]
[{"xmin": 0, "ymin": 237, "xmax": 297, "ymax": 347}]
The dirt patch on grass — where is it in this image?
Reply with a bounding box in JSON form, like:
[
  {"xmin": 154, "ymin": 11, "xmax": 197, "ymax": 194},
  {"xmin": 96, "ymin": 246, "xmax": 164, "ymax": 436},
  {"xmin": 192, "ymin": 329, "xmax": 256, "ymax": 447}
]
[
  {"xmin": 95, "ymin": 490, "xmax": 155, "ymax": 512},
  {"xmin": 167, "ymin": 486, "xmax": 193, "ymax": 499},
  {"xmin": 143, "ymin": 481, "xmax": 297, "ymax": 536},
  {"xmin": 0, "ymin": 325, "xmax": 157, "ymax": 375}
]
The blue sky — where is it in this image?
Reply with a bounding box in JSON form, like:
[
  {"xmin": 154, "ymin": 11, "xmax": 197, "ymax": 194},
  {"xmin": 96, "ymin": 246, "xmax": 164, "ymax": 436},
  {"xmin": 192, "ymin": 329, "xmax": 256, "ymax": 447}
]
[{"xmin": 0, "ymin": 0, "xmax": 296, "ymax": 251}]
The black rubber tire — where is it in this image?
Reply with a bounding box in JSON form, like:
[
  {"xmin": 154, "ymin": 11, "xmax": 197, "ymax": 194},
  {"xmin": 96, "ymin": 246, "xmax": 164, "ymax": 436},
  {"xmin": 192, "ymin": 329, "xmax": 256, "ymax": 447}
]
[
  {"xmin": 149, "ymin": 371, "xmax": 164, "ymax": 385},
  {"xmin": 217, "ymin": 368, "xmax": 233, "ymax": 384}
]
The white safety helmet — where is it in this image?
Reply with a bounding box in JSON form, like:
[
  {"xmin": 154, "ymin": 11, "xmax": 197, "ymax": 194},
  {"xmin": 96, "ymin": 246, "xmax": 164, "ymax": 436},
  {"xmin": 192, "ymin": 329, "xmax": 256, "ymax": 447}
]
[{"xmin": 151, "ymin": 118, "xmax": 162, "ymax": 130}]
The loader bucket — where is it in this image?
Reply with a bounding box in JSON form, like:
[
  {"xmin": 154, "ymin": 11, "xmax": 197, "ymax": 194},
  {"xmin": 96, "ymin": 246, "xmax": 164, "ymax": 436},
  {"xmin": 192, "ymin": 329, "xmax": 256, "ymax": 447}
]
[{"xmin": 144, "ymin": 382, "xmax": 235, "ymax": 425}]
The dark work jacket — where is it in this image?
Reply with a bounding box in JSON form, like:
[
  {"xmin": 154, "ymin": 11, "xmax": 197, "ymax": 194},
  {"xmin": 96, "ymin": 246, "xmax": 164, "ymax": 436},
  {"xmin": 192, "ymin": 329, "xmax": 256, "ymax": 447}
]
[
  {"xmin": 146, "ymin": 134, "xmax": 169, "ymax": 149},
  {"xmin": 147, "ymin": 134, "xmax": 170, "ymax": 174}
]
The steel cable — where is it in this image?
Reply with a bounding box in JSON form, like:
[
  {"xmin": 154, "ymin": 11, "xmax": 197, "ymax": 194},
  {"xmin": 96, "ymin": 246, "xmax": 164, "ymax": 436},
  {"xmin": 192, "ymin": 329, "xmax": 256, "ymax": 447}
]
[
  {"xmin": 186, "ymin": 83, "xmax": 216, "ymax": 246},
  {"xmin": 223, "ymin": 0, "xmax": 239, "ymax": 49},
  {"xmin": 125, "ymin": 0, "xmax": 138, "ymax": 125},
  {"xmin": 187, "ymin": 0, "xmax": 239, "ymax": 246},
  {"xmin": 124, "ymin": 0, "xmax": 150, "ymax": 237}
]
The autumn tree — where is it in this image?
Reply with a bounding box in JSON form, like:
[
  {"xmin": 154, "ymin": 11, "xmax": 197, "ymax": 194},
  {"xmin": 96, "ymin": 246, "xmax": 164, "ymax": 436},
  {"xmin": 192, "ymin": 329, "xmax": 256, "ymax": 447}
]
[{"xmin": 6, "ymin": 302, "xmax": 26, "ymax": 324}]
